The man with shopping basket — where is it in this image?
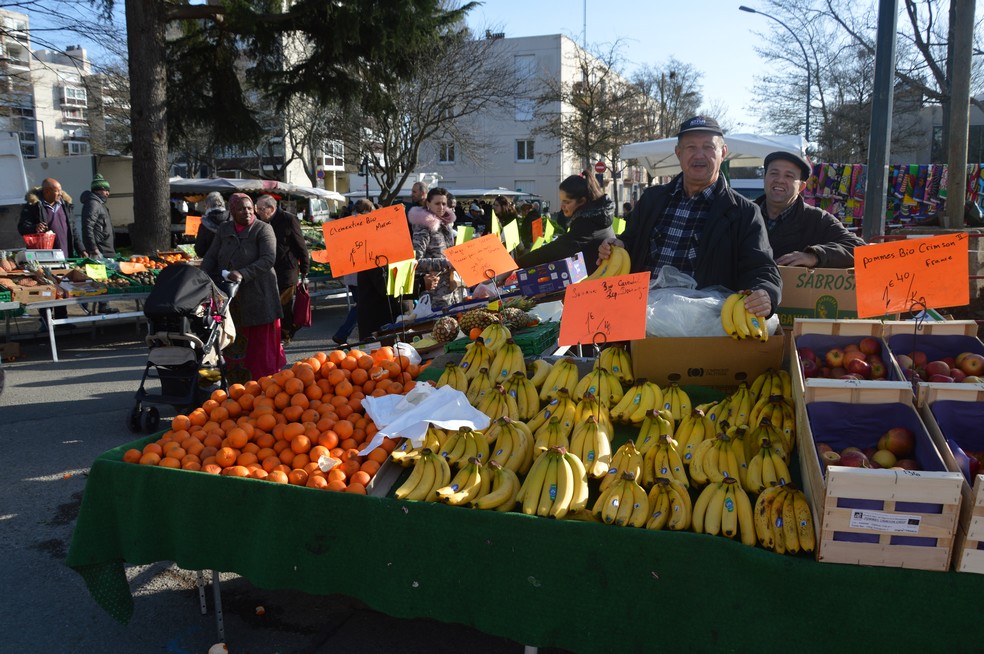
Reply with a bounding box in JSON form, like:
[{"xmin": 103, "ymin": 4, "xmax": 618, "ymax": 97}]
[{"xmin": 18, "ymin": 177, "xmax": 78, "ymax": 322}]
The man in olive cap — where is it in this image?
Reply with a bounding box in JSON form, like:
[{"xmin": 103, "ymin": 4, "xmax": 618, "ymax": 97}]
[
  {"xmin": 81, "ymin": 173, "xmax": 118, "ymax": 313},
  {"xmin": 599, "ymin": 115, "xmax": 780, "ymax": 318},
  {"xmin": 755, "ymin": 151, "xmax": 865, "ymax": 268}
]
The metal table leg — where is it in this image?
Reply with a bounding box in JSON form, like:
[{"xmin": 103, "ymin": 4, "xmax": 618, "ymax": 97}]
[
  {"xmin": 211, "ymin": 570, "xmax": 225, "ymax": 642},
  {"xmin": 45, "ymin": 307, "xmax": 59, "ymax": 362}
]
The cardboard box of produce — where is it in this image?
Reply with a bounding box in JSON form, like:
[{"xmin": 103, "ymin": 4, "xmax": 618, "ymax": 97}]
[
  {"xmin": 776, "ymin": 266, "xmax": 896, "ymax": 328},
  {"xmin": 918, "ymin": 385, "xmax": 984, "ymax": 573},
  {"xmin": 13, "ymin": 283, "xmax": 59, "ymax": 303},
  {"xmin": 796, "ymin": 381, "xmax": 962, "ymax": 572},
  {"xmin": 516, "ymin": 253, "xmax": 587, "ymax": 297},
  {"xmin": 630, "ymin": 327, "xmax": 784, "ymax": 387}
]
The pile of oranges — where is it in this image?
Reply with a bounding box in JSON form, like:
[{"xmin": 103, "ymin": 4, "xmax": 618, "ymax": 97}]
[
  {"xmin": 129, "ymin": 255, "xmax": 166, "ymax": 270},
  {"xmin": 123, "ymin": 346, "xmax": 423, "ymax": 493}
]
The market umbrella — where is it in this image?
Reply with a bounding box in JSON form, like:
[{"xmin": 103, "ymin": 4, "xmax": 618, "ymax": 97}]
[{"xmin": 620, "ymin": 133, "xmax": 807, "ymax": 178}]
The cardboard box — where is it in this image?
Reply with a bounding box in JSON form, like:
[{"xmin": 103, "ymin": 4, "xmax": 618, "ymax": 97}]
[
  {"xmin": 516, "ymin": 253, "xmax": 587, "ymax": 297},
  {"xmin": 776, "ymin": 266, "xmax": 895, "ymax": 329},
  {"xmin": 13, "ymin": 283, "xmax": 59, "ymax": 303},
  {"xmin": 796, "ymin": 382, "xmax": 962, "ymax": 571},
  {"xmin": 919, "ymin": 385, "xmax": 984, "ymax": 573},
  {"xmin": 0, "ymin": 341, "xmax": 20, "ymax": 360},
  {"xmin": 630, "ymin": 327, "xmax": 784, "ymax": 387}
]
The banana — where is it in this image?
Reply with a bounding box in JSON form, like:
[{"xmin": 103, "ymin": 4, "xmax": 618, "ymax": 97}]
[
  {"xmin": 573, "ymin": 368, "xmax": 600, "ymax": 402},
  {"xmin": 782, "ymin": 486, "xmax": 800, "ymax": 554},
  {"xmin": 539, "ymin": 358, "xmax": 578, "ymax": 402},
  {"xmin": 533, "ymin": 454, "xmax": 559, "ymax": 517},
  {"xmin": 703, "ymin": 436, "xmax": 725, "ymax": 484},
  {"xmin": 744, "ymin": 447, "xmax": 764, "ymax": 495},
  {"xmin": 614, "ymin": 346, "xmax": 635, "ymax": 385},
  {"xmin": 479, "ymin": 321, "xmax": 511, "ymax": 354},
  {"xmin": 611, "ymin": 380, "xmax": 643, "ymax": 423},
  {"xmin": 665, "ymin": 477, "xmax": 693, "ymax": 530},
  {"xmin": 504, "ymin": 371, "xmax": 539, "ymax": 421},
  {"xmin": 720, "ymin": 292, "xmax": 741, "ymax": 337},
  {"xmin": 599, "ymin": 440, "xmax": 643, "ymax": 493},
  {"xmin": 533, "ymin": 416, "xmax": 570, "ymax": 454},
  {"xmin": 393, "ymin": 452, "xmax": 430, "ymax": 500},
  {"xmin": 760, "ymin": 445, "xmax": 779, "ymax": 489},
  {"xmin": 692, "ymin": 481, "xmax": 717, "ymax": 534},
  {"xmin": 569, "ymin": 415, "xmax": 611, "ymax": 478},
  {"xmin": 646, "ymin": 485, "xmax": 671, "ymax": 530},
  {"xmin": 466, "ymin": 367, "xmax": 495, "ymax": 406},
  {"xmin": 585, "ymin": 244, "xmax": 631, "ymax": 280},
  {"xmin": 405, "ymin": 454, "xmax": 443, "ymax": 502},
  {"xmin": 770, "ymin": 487, "xmax": 788, "ymax": 555},
  {"xmin": 460, "ymin": 338, "xmax": 494, "ymax": 382},
  {"xmin": 436, "ymin": 456, "xmax": 485, "ymax": 505},
  {"xmin": 562, "ymin": 449, "xmax": 591, "ymax": 512},
  {"xmin": 702, "ymin": 480, "xmax": 729, "ymax": 536},
  {"xmin": 721, "ymin": 479, "xmax": 739, "ymax": 538},
  {"xmin": 771, "ymin": 449, "xmax": 792, "ymax": 486},
  {"xmin": 528, "ymin": 358, "xmax": 553, "ymax": 389},
  {"xmin": 436, "ymin": 362, "xmax": 469, "ymax": 392},
  {"xmin": 745, "ymin": 308, "xmax": 766, "ymax": 341},
  {"xmin": 791, "ymin": 488, "xmax": 816, "ymax": 552},
  {"xmin": 489, "ymin": 339, "xmax": 526, "ymax": 383},
  {"xmin": 733, "ymin": 478, "xmax": 757, "ymax": 546},
  {"xmin": 689, "ymin": 437, "xmax": 715, "ymax": 486},
  {"xmin": 518, "ymin": 451, "xmax": 550, "ymax": 515},
  {"xmin": 548, "ymin": 449, "xmax": 576, "ymax": 519},
  {"xmin": 626, "ymin": 476, "xmax": 650, "ymax": 528},
  {"xmin": 779, "ymin": 369, "xmax": 793, "ymax": 403},
  {"xmin": 754, "ymin": 484, "xmax": 784, "ymax": 549},
  {"xmin": 662, "ymin": 383, "xmax": 691, "ymax": 423},
  {"xmin": 472, "ymin": 461, "xmax": 520, "ymax": 510},
  {"xmin": 628, "ymin": 382, "xmax": 663, "ymax": 425},
  {"xmin": 731, "ymin": 293, "xmax": 751, "ymax": 340}
]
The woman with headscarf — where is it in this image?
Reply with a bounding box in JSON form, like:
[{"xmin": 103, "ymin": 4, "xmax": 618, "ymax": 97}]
[
  {"xmin": 409, "ymin": 187, "xmax": 464, "ymax": 310},
  {"xmin": 193, "ymin": 191, "xmax": 229, "ymax": 257},
  {"xmin": 201, "ymin": 193, "xmax": 285, "ymax": 381},
  {"xmin": 516, "ymin": 172, "xmax": 615, "ymax": 275}
]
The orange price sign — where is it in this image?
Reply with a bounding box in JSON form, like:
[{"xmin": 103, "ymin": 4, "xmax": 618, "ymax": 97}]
[
  {"xmin": 530, "ymin": 217, "xmax": 544, "ymax": 242},
  {"xmin": 183, "ymin": 215, "xmax": 201, "ymax": 236},
  {"xmin": 119, "ymin": 261, "xmax": 146, "ymax": 274},
  {"xmin": 321, "ymin": 205, "xmax": 414, "ymax": 277},
  {"xmin": 853, "ymin": 232, "xmax": 969, "ymax": 318},
  {"xmin": 443, "ymin": 234, "xmax": 518, "ymax": 287},
  {"xmin": 559, "ymin": 272, "xmax": 649, "ymax": 346}
]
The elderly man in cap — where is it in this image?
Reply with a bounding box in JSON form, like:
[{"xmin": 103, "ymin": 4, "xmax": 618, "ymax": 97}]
[
  {"xmin": 81, "ymin": 173, "xmax": 118, "ymax": 314},
  {"xmin": 756, "ymin": 151, "xmax": 865, "ymax": 268},
  {"xmin": 599, "ymin": 115, "xmax": 781, "ymax": 318}
]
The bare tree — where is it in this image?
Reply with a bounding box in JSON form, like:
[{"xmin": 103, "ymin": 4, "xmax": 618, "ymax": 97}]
[
  {"xmin": 331, "ymin": 30, "xmax": 530, "ymax": 207},
  {"xmin": 631, "ymin": 59, "xmax": 704, "ymax": 140}
]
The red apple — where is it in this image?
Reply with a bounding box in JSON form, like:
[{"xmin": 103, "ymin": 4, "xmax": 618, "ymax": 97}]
[
  {"xmin": 925, "ymin": 360, "xmax": 952, "ymax": 378},
  {"xmin": 847, "ymin": 358, "xmax": 872, "ymax": 379},
  {"xmin": 950, "ymin": 368, "xmax": 967, "ymax": 382},
  {"xmin": 878, "ymin": 427, "xmax": 916, "ymax": 458},
  {"xmin": 816, "ymin": 443, "xmax": 834, "ymax": 455},
  {"xmin": 955, "ymin": 352, "xmax": 973, "ymax": 367},
  {"xmin": 895, "ymin": 354, "xmax": 913, "ymax": 371},
  {"xmin": 863, "ymin": 446, "xmax": 878, "ymax": 459},
  {"xmin": 943, "ymin": 356, "xmax": 956, "ymax": 368},
  {"xmin": 928, "ymin": 373, "xmax": 955, "ymax": 383},
  {"xmin": 800, "ymin": 358, "xmax": 820, "ymax": 378},
  {"xmin": 820, "ymin": 366, "xmax": 832, "ymax": 378},
  {"xmin": 909, "ymin": 351, "xmax": 928, "ymax": 368},
  {"xmin": 859, "ymin": 337, "xmax": 881, "ymax": 356},
  {"xmin": 959, "ymin": 353, "xmax": 984, "ymax": 376},
  {"xmin": 830, "ymin": 367, "xmax": 848, "ymax": 379},
  {"xmin": 871, "ymin": 449, "xmax": 897, "ymax": 468},
  {"xmin": 821, "ymin": 450, "xmax": 842, "ymax": 467},
  {"xmin": 894, "ymin": 459, "xmax": 919, "ymax": 471},
  {"xmin": 839, "ymin": 450, "xmax": 871, "ymax": 468},
  {"xmin": 798, "ymin": 347, "xmax": 818, "ymax": 363},
  {"xmin": 914, "ymin": 367, "xmax": 928, "ymax": 381},
  {"xmin": 870, "ymin": 359, "xmax": 887, "ymax": 379},
  {"xmin": 825, "ymin": 347, "xmax": 845, "ymax": 368}
]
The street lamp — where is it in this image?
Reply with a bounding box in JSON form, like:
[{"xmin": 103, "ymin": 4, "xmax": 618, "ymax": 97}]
[{"xmin": 740, "ymin": 5, "xmax": 811, "ymax": 143}]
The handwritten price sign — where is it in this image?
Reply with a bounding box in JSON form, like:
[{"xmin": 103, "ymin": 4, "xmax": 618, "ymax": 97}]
[
  {"xmin": 854, "ymin": 232, "xmax": 969, "ymax": 318},
  {"xmin": 559, "ymin": 272, "xmax": 649, "ymax": 346},
  {"xmin": 320, "ymin": 205, "xmax": 414, "ymax": 277},
  {"xmin": 443, "ymin": 234, "xmax": 518, "ymax": 287}
]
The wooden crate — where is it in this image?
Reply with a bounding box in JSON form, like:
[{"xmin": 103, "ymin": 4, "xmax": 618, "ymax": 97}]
[
  {"xmin": 882, "ymin": 320, "xmax": 984, "ymax": 407},
  {"xmin": 796, "ymin": 382, "xmax": 963, "ymax": 571},
  {"xmin": 919, "ymin": 385, "xmax": 984, "ymax": 573}
]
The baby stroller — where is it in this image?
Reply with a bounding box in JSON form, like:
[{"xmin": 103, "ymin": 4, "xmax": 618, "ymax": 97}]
[{"xmin": 129, "ymin": 263, "xmax": 237, "ymax": 433}]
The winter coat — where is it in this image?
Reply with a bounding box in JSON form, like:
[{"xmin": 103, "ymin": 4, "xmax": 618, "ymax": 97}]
[
  {"xmin": 621, "ymin": 174, "xmax": 782, "ymax": 314},
  {"xmin": 755, "ymin": 195, "xmax": 866, "ymax": 268},
  {"xmin": 18, "ymin": 188, "xmax": 80, "ymax": 256},
  {"xmin": 268, "ymin": 208, "xmax": 309, "ymax": 290},
  {"xmin": 517, "ymin": 197, "xmax": 616, "ymax": 275},
  {"xmin": 409, "ymin": 206, "xmax": 464, "ymax": 310},
  {"xmin": 201, "ymin": 219, "xmax": 282, "ymax": 328},
  {"xmin": 194, "ymin": 207, "xmax": 230, "ymax": 258},
  {"xmin": 80, "ymin": 190, "xmax": 115, "ymax": 258}
]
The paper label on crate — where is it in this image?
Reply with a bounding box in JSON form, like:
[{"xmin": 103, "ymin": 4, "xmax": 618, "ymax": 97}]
[{"xmin": 848, "ymin": 509, "xmax": 922, "ymax": 533}]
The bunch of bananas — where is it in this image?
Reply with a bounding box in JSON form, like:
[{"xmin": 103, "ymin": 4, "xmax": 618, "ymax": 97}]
[
  {"xmin": 722, "ymin": 381, "xmax": 753, "ymax": 428},
  {"xmin": 584, "ymin": 244, "xmax": 631, "ymax": 280},
  {"xmin": 721, "ymin": 292, "xmax": 769, "ymax": 342},
  {"xmin": 692, "ymin": 477, "xmax": 756, "ymax": 545},
  {"xmin": 436, "ymin": 456, "xmax": 487, "ymax": 505},
  {"xmin": 634, "ymin": 407, "xmax": 675, "ymax": 454},
  {"xmin": 439, "ymin": 427, "xmax": 489, "ymax": 467},
  {"xmin": 745, "ymin": 418, "xmax": 791, "ymax": 463},
  {"xmin": 476, "ymin": 384, "xmax": 519, "ymax": 421},
  {"xmin": 479, "ymin": 321, "xmax": 511, "ymax": 353},
  {"xmin": 597, "ymin": 345, "xmax": 634, "ymax": 386},
  {"xmin": 458, "ymin": 338, "xmax": 494, "ymax": 382},
  {"xmin": 527, "ymin": 387, "xmax": 576, "ymax": 435},
  {"xmin": 592, "ymin": 471, "xmax": 649, "ymax": 527},
  {"xmin": 754, "ymin": 484, "xmax": 815, "ymax": 554},
  {"xmin": 568, "ymin": 415, "xmax": 612, "ymax": 478},
  {"xmin": 487, "ymin": 416, "xmax": 535, "ymax": 475},
  {"xmin": 748, "ymin": 395, "xmax": 795, "ymax": 452},
  {"xmin": 573, "ymin": 366, "xmax": 624, "ymax": 407},
  {"xmin": 673, "ymin": 407, "xmax": 716, "ymax": 467},
  {"xmin": 533, "ymin": 416, "xmax": 572, "ymax": 453},
  {"xmin": 640, "ymin": 434, "xmax": 689, "ymax": 488},
  {"xmin": 645, "ymin": 477, "xmax": 692, "ymax": 530},
  {"xmin": 599, "ymin": 441, "xmax": 643, "ymax": 493},
  {"xmin": 502, "ymin": 370, "xmax": 540, "ymax": 421},
  {"xmin": 465, "ymin": 368, "xmax": 494, "ymax": 406},
  {"xmin": 573, "ymin": 392, "xmax": 614, "ymax": 433},
  {"xmin": 527, "ymin": 359, "xmax": 553, "ymax": 389},
  {"xmin": 390, "ymin": 427, "xmax": 447, "ymax": 467},
  {"xmin": 471, "ymin": 460, "xmax": 522, "ymax": 511},
  {"xmin": 436, "ymin": 362, "xmax": 469, "ymax": 393},
  {"xmin": 488, "ymin": 339, "xmax": 526, "ymax": 383},
  {"xmin": 611, "ymin": 379, "xmax": 664, "ymax": 425},
  {"xmin": 748, "ymin": 368, "xmax": 792, "ymax": 404},
  {"xmin": 393, "ymin": 448, "xmax": 452, "ymax": 502},
  {"xmin": 516, "ymin": 446, "xmax": 589, "ymax": 518},
  {"xmin": 689, "ymin": 433, "xmax": 746, "ymax": 487},
  {"xmin": 538, "ymin": 357, "xmax": 581, "ymax": 402},
  {"xmin": 662, "ymin": 382, "xmax": 692, "ymax": 422},
  {"xmin": 744, "ymin": 437, "xmax": 792, "ymax": 494}
]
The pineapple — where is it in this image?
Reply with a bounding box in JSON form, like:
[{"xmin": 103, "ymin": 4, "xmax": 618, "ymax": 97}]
[
  {"xmin": 431, "ymin": 316, "xmax": 460, "ymax": 343},
  {"xmin": 501, "ymin": 307, "xmax": 532, "ymax": 332},
  {"xmin": 457, "ymin": 308, "xmax": 497, "ymax": 333}
]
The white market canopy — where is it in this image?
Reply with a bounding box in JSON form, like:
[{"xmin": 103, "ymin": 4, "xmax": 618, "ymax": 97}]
[
  {"xmin": 169, "ymin": 176, "xmax": 346, "ymax": 203},
  {"xmin": 343, "ymin": 187, "xmax": 537, "ymax": 200},
  {"xmin": 620, "ymin": 133, "xmax": 807, "ymax": 177}
]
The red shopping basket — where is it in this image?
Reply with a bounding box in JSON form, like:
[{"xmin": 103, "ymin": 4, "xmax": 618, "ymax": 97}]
[{"xmin": 23, "ymin": 232, "xmax": 56, "ymax": 249}]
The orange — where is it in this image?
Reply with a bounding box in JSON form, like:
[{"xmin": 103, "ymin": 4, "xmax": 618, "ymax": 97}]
[
  {"xmin": 171, "ymin": 415, "xmax": 192, "ymax": 431},
  {"xmin": 159, "ymin": 456, "xmax": 182, "ymax": 469},
  {"xmin": 291, "ymin": 435, "xmax": 312, "ymax": 454},
  {"xmin": 139, "ymin": 452, "xmax": 161, "ymax": 466},
  {"xmin": 305, "ymin": 384, "xmax": 324, "ymax": 401},
  {"xmin": 143, "ymin": 442, "xmax": 164, "ymax": 456},
  {"xmin": 123, "ymin": 448, "xmax": 142, "ymax": 464},
  {"xmin": 360, "ymin": 459, "xmax": 381, "ymax": 476},
  {"xmin": 293, "ymin": 363, "xmax": 316, "ymax": 384},
  {"xmin": 210, "ymin": 388, "xmax": 229, "ymax": 403},
  {"xmin": 372, "ymin": 345, "xmax": 395, "ymax": 363},
  {"xmin": 189, "ymin": 409, "xmax": 208, "ymax": 427},
  {"xmin": 328, "ymin": 350, "xmax": 346, "ymax": 365},
  {"xmin": 387, "ymin": 382, "xmax": 404, "ymax": 395},
  {"xmin": 236, "ymin": 451, "xmax": 258, "ymax": 467},
  {"xmin": 368, "ymin": 365, "xmax": 388, "ymax": 381},
  {"xmin": 309, "ymin": 445, "xmax": 330, "ymax": 461},
  {"xmin": 326, "ymin": 480, "xmax": 347, "ymax": 492},
  {"xmin": 249, "ymin": 468, "xmax": 269, "ymax": 480},
  {"xmin": 340, "ymin": 356, "xmax": 359, "ymax": 371},
  {"xmin": 318, "ymin": 431, "xmax": 339, "ymax": 449},
  {"xmin": 283, "ymin": 405, "xmax": 304, "ymax": 422},
  {"xmin": 368, "ymin": 447, "xmax": 389, "ymax": 464},
  {"xmin": 327, "ymin": 368, "xmax": 347, "ymax": 386},
  {"xmin": 202, "ymin": 463, "xmax": 223, "ymax": 475},
  {"xmin": 283, "ymin": 422, "xmax": 305, "ymax": 441},
  {"xmin": 222, "ymin": 465, "xmax": 251, "ymax": 478},
  {"xmin": 226, "ymin": 427, "xmax": 248, "ymax": 449},
  {"xmin": 261, "ymin": 455, "xmax": 282, "ymax": 472},
  {"xmin": 291, "ymin": 453, "xmax": 310, "ymax": 469},
  {"xmin": 356, "ymin": 354, "xmax": 374, "ymax": 371},
  {"xmin": 228, "ymin": 383, "xmax": 246, "ymax": 400},
  {"xmin": 244, "ymin": 380, "xmax": 262, "ymax": 396},
  {"xmin": 287, "ymin": 469, "xmax": 309, "ymax": 486},
  {"xmin": 334, "ymin": 419, "xmax": 355, "ymax": 439},
  {"xmin": 379, "ymin": 437, "xmax": 399, "ymax": 454},
  {"xmin": 182, "ymin": 460, "xmax": 202, "ymax": 472},
  {"xmin": 327, "ymin": 467, "xmax": 347, "ymax": 483},
  {"xmin": 345, "ymin": 482, "xmax": 367, "ymax": 494},
  {"xmin": 284, "ymin": 377, "xmax": 305, "ymax": 396},
  {"xmin": 350, "ymin": 470, "xmax": 371, "ymax": 487},
  {"xmin": 341, "ymin": 459, "xmax": 361, "ymax": 478},
  {"xmin": 215, "ymin": 447, "xmax": 238, "ymax": 467},
  {"xmin": 255, "ymin": 413, "xmax": 277, "ymax": 433},
  {"xmin": 266, "ymin": 470, "xmax": 289, "ymax": 484},
  {"xmin": 335, "ymin": 380, "xmax": 354, "ymax": 398},
  {"xmin": 306, "ymin": 475, "xmax": 329, "ymax": 490},
  {"xmin": 289, "ymin": 393, "xmax": 310, "ymax": 409},
  {"xmin": 222, "ymin": 398, "xmax": 242, "ymax": 418},
  {"xmin": 351, "ymin": 368, "xmax": 369, "ymax": 386},
  {"xmin": 469, "ymin": 327, "xmax": 482, "ymax": 340},
  {"xmin": 301, "ymin": 408, "xmax": 320, "ymax": 424}
]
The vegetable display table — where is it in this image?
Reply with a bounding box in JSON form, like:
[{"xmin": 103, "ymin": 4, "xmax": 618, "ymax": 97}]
[
  {"xmin": 28, "ymin": 293, "xmax": 150, "ymax": 362},
  {"xmin": 67, "ymin": 437, "xmax": 984, "ymax": 653}
]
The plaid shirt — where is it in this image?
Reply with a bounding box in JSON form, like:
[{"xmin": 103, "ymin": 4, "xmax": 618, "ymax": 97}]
[
  {"xmin": 647, "ymin": 176, "xmax": 721, "ymax": 278},
  {"xmin": 764, "ymin": 202, "xmax": 796, "ymax": 233}
]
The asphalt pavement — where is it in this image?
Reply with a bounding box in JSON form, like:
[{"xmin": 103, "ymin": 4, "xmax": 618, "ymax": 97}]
[{"xmin": 0, "ymin": 296, "xmax": 564, "ymax": 654}]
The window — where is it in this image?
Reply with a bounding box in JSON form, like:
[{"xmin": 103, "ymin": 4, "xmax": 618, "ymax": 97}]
[
  {"xmin": 62, "ymin": 107, "xmax": 87, "ymax": 124},
  {"xmin": 318, "ymin": 140, "xmax": 344, "ymax": 169},
  {"xmin": 515, "ymin": 99, "xmax": 534, "ymax": 122},
  {"xmin": 516, "ymin": 140, "xmax": 534, "ymax": 162},
  {"xmin": 439, "ymin": 142, "xmax": 455, "ymax": 164},
  {"xmin": 514, "ymin": 54, "xmax": 536, "ymax": 82},
  {"xmin": 61, "ymin": 86, "xmax": 87, "ymax": 107},
  {"xmin": 64, "ymin": 140, "xmax": 90, "ymax": 156}
]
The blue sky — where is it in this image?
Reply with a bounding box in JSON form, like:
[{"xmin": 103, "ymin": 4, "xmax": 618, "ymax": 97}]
[{"xmin": 468, "ymin": 0, "xmax": 771, "ymax": 131}]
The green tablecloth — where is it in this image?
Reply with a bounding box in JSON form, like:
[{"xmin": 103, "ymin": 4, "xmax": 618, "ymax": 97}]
[{"xmin": 68, "ymin": 438, "xmax": 984, "ymax": 653}]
